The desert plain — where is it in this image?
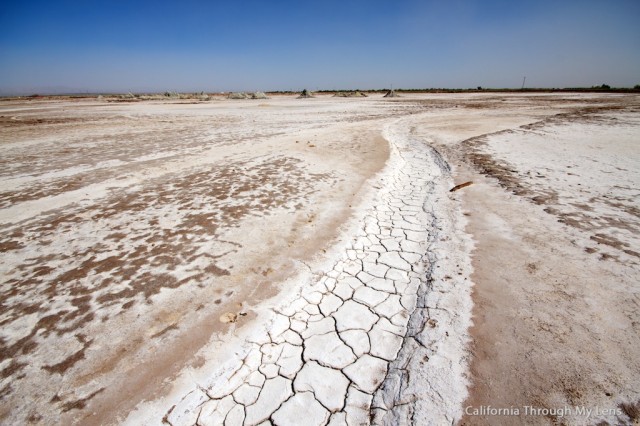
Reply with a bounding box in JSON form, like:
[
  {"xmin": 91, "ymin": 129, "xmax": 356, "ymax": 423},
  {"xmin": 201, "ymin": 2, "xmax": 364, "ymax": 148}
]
[{"xmin": 0, "ymin": 92, "xmax": 639, "ymax": 425}]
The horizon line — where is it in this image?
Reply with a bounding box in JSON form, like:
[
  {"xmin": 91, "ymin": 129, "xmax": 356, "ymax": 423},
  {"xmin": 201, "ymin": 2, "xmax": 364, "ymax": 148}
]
[{"xmin": 2, "ymin": 85, "xmax": 639, "ymax": 97}]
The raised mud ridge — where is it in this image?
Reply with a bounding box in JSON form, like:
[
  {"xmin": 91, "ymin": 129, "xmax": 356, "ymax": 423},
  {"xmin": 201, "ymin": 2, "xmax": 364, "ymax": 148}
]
[{"xmin": 147, "ymin": 117, "xmax": 472, "ymax": 426}]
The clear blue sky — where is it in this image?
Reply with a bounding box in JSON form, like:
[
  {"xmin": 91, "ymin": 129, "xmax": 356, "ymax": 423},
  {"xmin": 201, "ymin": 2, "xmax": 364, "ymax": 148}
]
[{"xmin": 1, "ymin": 0, "xmax": 639, "ymax": 94}]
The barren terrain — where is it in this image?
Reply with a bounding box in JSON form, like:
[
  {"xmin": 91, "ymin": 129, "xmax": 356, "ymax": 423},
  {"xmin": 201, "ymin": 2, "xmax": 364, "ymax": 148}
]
[{"xmin": 1, "ymin": 93, "xmax": 638, "ymax": 425}]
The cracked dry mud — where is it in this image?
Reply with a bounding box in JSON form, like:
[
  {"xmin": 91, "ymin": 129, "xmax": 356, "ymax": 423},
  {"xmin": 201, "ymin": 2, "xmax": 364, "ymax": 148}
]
[
  {"xmin": 152, "ymin": 120, "xmax": 461, "ymax": 426},
  {"xmin": 0, "ymin": 96, "xmax": 405, "ymax": 424},
  {"xmin": 3, "ymin": 93, "xmax": 639, "ymax": 426}
]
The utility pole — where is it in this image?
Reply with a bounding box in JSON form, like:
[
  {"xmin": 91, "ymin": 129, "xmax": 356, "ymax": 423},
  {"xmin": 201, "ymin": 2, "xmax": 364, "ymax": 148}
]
[{"xmin": 521, "ymin": 76, "xmax": 526, "ymax": 90}]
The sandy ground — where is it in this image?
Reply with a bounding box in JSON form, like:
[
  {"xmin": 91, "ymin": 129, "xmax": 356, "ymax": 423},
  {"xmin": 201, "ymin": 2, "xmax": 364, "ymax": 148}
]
[
  {"xmin": 1, "ymin": 93, "xmax": 639, "ymax": 425},
  {"xmin": 0, "ymin": 96, "xmax": 397, "ymax": 424},
  {"xmin": 448, "ymin": 103, "xmax": 640, "ymax": 425}
]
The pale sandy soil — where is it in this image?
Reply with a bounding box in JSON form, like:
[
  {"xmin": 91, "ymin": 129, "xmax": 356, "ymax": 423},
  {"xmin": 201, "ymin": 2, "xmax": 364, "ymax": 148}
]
[
  {"xmin": 453, "ymin": 105, "xmax": 640, "ymax": 426},
  {"xmin": 1, "ymin": 93, "xmax": 639, "ymax": 426},
  {"xmin": 0, "ymin": 96, "xmax": 397, "ymax": 424},
  {"xmin": 415, "ymin": 94, "xmax": 640, "ymax": 425}
]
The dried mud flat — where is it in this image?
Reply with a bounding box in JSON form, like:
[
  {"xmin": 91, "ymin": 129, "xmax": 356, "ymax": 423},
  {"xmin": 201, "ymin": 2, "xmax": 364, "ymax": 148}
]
[{"xmin": 0, "ymin": 93, "xmax": 639, "ymax": 425}]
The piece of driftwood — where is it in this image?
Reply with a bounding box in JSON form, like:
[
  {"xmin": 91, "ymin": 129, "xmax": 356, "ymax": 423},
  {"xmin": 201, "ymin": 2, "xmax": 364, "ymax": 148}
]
[{"xmin": 450, "ymin": 181, "xmax": 473, "ymax": 192}]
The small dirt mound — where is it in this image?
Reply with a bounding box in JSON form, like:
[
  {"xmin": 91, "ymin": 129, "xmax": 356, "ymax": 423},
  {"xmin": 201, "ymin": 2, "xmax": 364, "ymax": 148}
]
[
  {"xmin": 333, "ymin": 91, "xmax": 368, "ymax": 98},
  {"xmin": 228, "ymin": 92, "xmax": 248, "ymax": 100},
  {"xmin": 298, "ymin": 89, "xmax": 314, "ymax": 99},
  {"xmin": 384, "ymin": 90, "xmax": 400, "ymax": 98},
  {"xmin": 251, "ymin": 92, "xmax": 269, "ymax": 99},
  {"xmin": 227, "ymin": 92, "xmax": 269, "ymax": 100}
]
